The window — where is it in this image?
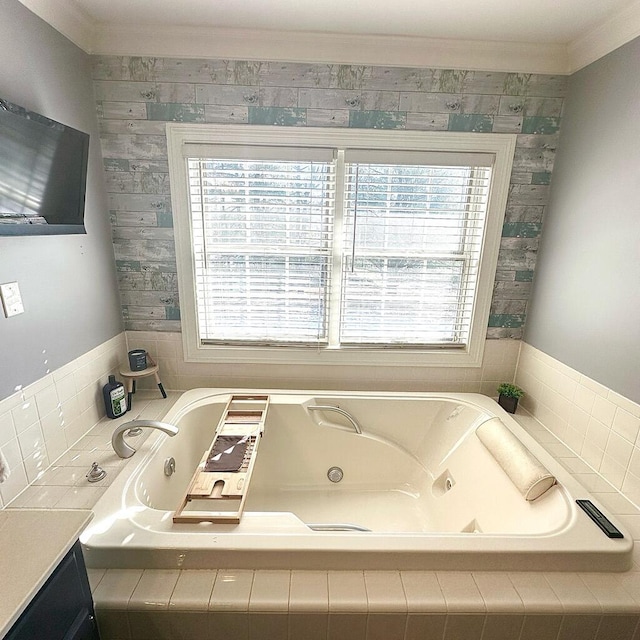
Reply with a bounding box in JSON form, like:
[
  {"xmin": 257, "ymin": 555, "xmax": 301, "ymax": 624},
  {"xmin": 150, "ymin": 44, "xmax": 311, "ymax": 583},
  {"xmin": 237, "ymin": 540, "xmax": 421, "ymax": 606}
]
[
  {"xmin": 168, "ymin": 126, "xmax": 515, "ymax": 367},
  {"xmin": 187, "ymin": 147, "xmax": 335, "ymax": 345}
]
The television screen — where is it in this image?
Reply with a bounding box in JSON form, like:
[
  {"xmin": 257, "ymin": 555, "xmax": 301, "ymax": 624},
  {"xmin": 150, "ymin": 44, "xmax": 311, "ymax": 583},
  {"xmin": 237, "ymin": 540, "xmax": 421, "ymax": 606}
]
[{"xmin": 0, "ymin": 98, "xmax": 89, "ymax": 236}]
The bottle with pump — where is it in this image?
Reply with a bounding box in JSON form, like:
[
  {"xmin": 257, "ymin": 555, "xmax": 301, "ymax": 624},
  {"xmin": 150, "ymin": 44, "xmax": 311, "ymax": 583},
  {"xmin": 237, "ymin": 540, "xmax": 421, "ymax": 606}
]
[{"xmin": 103, "ymin": 375, "xmax": 127, "ymax": 418}]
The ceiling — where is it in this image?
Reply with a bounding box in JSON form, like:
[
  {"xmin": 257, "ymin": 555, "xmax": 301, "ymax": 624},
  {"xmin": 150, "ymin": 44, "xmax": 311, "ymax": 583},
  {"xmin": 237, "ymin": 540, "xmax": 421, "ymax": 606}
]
[
  {"xmin": 18, "ymin": 0, "xmax": 640, "ymax": 74},
  {"xmin": 60, "ymin": 0, "xmax": 635, "ymax": 43}
]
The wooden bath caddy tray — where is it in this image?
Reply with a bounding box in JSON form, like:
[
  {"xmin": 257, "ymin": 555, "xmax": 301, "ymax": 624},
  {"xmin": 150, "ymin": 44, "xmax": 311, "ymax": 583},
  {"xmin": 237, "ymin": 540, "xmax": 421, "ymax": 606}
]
[{"xmin": 173, "ymin": 394, "xmax": 270, "ymax": 524}]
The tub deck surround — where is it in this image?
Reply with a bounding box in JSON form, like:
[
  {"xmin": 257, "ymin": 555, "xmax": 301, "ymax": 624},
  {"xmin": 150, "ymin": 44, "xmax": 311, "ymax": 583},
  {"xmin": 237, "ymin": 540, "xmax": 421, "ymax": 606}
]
[
  {"xmin": 515, "ymin": 342, "xmax": 640, "ymax": 506},
  {"xmin": 81, "ymin": 389, "xmax": 632, "ymax": 572},
  {"xmin": 3, "ymin": 392, "xmax": 182, "ymax": 512},
  {"xmin": 124, "ymin": 331, "xmax": 521, "ymax": 397},
  {"xmin": 0, "ymin": 332, "xmax": 127, "ymax": 509},
  {"xmin": 4, "ymin": 388, "xmax": 640, "ymax": 639}
]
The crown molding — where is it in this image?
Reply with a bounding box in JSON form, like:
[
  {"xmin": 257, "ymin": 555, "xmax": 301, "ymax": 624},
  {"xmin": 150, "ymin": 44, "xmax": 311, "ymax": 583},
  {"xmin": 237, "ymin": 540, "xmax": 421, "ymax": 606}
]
[
  {"xmin": 92, "ymin": 24, "xmax": 571, "ymax": 74},
  {"xmin": 19, "ymin": 0, "xmax": 95, "ymax": 52},
  {"xmin": 568, "ymin": 0, "xmax": 640, "ymax": 72},
  {"xmin": 20, "ymin": 0, "xmax": 640, "ymax": 74}
]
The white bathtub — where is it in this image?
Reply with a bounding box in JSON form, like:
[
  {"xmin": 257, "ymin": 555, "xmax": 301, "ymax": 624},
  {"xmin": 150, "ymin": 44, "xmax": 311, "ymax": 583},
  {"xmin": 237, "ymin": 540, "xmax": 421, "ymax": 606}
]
[{"xmin": 82, "ymin": 389, "xmax": 632, "ymax": 571}]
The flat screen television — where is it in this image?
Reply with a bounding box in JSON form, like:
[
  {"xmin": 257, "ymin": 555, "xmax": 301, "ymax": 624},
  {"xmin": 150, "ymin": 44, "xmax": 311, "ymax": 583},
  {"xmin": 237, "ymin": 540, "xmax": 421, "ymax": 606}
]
[{"xmin": 0, "ymin": 98, "xmax": 89, "ymax": 236}]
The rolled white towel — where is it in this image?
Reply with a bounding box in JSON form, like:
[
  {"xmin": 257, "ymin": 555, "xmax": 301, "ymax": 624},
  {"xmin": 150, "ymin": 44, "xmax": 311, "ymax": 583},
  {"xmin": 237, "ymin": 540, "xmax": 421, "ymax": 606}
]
[
  {"xmin": 476, "ymin": 417, "xmax": 556, "ymax": 501},
  {"xmin": 0, "ymin": 446, "xmax": 10, "ymax": 483}
]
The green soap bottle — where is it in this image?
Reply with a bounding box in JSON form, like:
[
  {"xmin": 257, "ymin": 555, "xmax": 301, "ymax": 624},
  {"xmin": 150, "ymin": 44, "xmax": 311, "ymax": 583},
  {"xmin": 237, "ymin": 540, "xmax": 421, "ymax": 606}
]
[{"xmin": 103, "ymin": 375, "xmax": 127, "ymax": 418}]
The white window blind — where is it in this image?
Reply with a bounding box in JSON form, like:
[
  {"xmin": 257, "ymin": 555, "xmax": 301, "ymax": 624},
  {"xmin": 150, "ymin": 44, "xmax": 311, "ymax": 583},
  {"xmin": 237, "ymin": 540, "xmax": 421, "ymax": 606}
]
[
  {"xmin": 187, "ymin": 150, "xmax": 491, "ymax": 349},
  {"xmin": 341, "ymin": 157, "xmax": 492, "ymax": 346},
  {"xmin": 187, "ymin": 151, "xmax": 335, "ymax": 344}
]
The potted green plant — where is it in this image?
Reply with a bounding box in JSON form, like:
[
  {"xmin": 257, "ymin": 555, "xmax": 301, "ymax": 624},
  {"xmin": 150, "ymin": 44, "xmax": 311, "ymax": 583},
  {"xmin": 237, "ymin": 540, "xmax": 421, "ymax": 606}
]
[{"xmin": 497, "ymin": 383, "xmax": 524, "ymax": 414}]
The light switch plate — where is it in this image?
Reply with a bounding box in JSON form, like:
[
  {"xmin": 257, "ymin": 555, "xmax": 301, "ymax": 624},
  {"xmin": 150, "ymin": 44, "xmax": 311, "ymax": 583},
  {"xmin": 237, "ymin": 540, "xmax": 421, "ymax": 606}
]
[{"xmin": 0, "ymin": 281, "xmax": 25, "ymax": 317}]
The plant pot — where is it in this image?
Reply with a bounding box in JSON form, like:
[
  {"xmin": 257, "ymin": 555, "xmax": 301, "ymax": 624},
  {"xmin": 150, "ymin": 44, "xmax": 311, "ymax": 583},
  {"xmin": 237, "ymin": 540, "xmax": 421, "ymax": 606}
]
[{"xmin": 498, "ymin": 394, "xmax": 519, "ymax": 414}]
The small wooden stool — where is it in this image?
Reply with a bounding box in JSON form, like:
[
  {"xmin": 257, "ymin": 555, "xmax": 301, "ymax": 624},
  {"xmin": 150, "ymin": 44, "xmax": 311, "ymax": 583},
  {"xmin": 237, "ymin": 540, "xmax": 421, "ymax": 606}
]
[{"xmin": 119, "ymin": 355, "xmax": 167, "ymax": 410}]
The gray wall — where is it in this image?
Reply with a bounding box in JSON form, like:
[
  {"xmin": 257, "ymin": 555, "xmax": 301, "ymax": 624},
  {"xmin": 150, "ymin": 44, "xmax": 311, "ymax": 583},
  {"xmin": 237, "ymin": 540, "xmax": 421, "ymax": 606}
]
[
  {"xmin": 0, "ymin": 0, "xmax": 123, "ymax": 401},
  {"xmin": 525, "ymin": 36, "xmax": 640, "ymax": 403}
]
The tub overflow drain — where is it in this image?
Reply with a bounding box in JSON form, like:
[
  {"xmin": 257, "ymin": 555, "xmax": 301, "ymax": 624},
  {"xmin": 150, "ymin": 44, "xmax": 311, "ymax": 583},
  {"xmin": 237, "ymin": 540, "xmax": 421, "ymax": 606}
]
[{"xmin": 327, "ymin": 466, "xmax": 344, "ymax": 483}]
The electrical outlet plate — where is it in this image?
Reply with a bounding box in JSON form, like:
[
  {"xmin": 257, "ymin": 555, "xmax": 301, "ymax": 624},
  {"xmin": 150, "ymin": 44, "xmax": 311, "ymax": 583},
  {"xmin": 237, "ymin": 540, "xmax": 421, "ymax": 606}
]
[{"xmin": 0, "ymin": 281, "xmax": 25, "ymax": 317}]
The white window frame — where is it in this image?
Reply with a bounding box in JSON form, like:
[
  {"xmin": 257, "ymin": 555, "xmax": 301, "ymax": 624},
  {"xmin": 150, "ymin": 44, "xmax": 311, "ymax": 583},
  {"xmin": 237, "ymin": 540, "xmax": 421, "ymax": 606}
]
[{"xmin": 167, "ymin": 124, "xmax": 516, "ymax": 367}]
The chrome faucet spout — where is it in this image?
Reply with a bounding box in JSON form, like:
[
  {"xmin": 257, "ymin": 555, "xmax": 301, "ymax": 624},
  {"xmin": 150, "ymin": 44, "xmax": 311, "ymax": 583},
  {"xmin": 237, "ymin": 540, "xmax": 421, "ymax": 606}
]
[{"xmin": 112, "ymin": 419, "xmax": 179, "ymax": 458}]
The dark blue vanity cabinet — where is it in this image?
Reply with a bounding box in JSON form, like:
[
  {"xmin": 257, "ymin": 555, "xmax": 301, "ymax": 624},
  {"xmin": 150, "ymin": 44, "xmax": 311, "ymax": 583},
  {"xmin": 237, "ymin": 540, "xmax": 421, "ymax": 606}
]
[{"xmin": 5, "ymin": 541, "xmax": 99, "ymax": 640}]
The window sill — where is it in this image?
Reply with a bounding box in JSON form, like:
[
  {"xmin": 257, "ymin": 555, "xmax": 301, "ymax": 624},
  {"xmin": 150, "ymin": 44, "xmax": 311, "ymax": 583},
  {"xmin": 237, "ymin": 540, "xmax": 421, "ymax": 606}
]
[{"xmin": 183, "ymin": 340, "xmax": 485, "ymax": 368}]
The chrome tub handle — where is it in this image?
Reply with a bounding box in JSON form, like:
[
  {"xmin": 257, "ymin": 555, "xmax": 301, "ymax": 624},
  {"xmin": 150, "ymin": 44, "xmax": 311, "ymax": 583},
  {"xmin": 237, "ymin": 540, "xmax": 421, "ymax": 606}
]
[{"xmin": 307, "ymin": 405, "xmax": 363, "ymax": 434}]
